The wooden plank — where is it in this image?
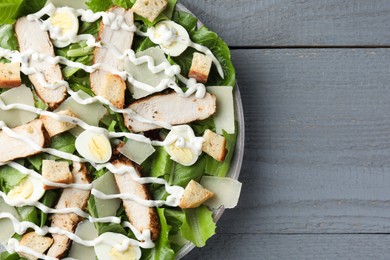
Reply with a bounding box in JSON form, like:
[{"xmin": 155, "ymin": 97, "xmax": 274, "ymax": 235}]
[
  {"xmin": 213, "ymin": 49, "xmax": 390, "ymax": 234},
  {"xmin": 180, "ymin": 0, "xmax": 390, "ymax": 47},
  {"xmin": 186, "ymin": 234, "xmax": 390, "ymax": 259}
]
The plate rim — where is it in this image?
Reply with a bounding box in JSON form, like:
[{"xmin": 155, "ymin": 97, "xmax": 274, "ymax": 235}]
[{"xmin": 175, "ymin": 3, "xmax": 245, "ymax": 259}]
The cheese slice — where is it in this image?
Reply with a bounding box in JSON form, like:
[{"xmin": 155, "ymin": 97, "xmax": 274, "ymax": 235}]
[
  {"xmin": 0, "ymin": 197, "xmax": 20, "ymax": 244},
  {"xmin": 55, "ymin": 91, "xmax": 107, "ymax": 126},
  {"xmin": 68, "ymin": 220, "xmax": 98, "ymax": 260},
  {"xmin": 92, "ymin": 172, "xmax": 121, "ymax": 217},
  {"xmin": 118, "ymin": 139, "xmax": 156, "ymax": 165},
  {"xmin": 200, "ymin": 176, "xmax": 242, "ymax": 209},
  {"xmin": 0, "ymin": 85, "xmax": 37, "ymax": 127},
  {"xmin": 125, "ymin": 46, "xmax": 175, "ymax": 99},
  {"xmin": 207, "ymin": 86, "xmax": 235, "ymax": 134}
]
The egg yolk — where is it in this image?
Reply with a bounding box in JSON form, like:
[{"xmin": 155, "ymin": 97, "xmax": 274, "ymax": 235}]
[
  {"xmin": 7, "ymin": 178, "xmax": 33, "ymax": 200},
  {"xmin": 89, "ymin": 135, "xmax": 111, "ymax": 161},
  {"xmin": 109, "ymin": 246, "xmax": 137, "ymax": 260},
  {"xmin": 167, "ymin": 143, "xmax": 195, "ymax": 165},
  {"xmin": 50, "ymin": 11, "xmax": 74, "ymax": 34}
]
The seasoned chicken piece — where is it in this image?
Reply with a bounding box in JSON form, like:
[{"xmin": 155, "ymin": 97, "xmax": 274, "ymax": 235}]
[
  {"xmin": 112, "ymin": 156, "xmax": 160, "ymax": 241},
  {"xmin": 15, "ymin": 17, "xmax": 67, "ymax": 109},
  {"xmin": 90, "ymin": 7, "xmax": 134, "ymax": 108},
  {"xmin": 47, "ymin": 162, "xmax": 90, "ymax": 259},
  {"xmin": 124, "ymin": 92, "xmax": 216, "ymax": 132},
  {"xmin": 0, "ymin": 120, "xmax": 50, "ymax": 163}
]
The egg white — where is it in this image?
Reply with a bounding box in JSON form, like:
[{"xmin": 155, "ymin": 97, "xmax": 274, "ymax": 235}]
[
  {"xmin": 6, "ymin": 175, "xmax": 45, "ymax": 206},
  {"xmin": 94, "ymin": 232, "xmax": 141, "ymax": 260},
  {"xmin": 75, "ymin": 130, "xmax": 112, "ymax": 163}
]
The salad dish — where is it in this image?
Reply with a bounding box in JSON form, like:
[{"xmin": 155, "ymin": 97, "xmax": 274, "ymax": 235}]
[{"xmin": 0, "ymin": 0, "xmax": 244, "ymax": 259}]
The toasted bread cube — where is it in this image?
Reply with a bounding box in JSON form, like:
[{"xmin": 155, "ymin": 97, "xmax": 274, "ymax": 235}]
[
  {"xmin": 179, "ymin": 180, "xmax": 214, "ymax": 209},
  {"xmin": 202, "ymin": 129, "xmax": 227, "ymax": 161},
  {"xmin": 40, "ymin": 110, "xmax": 78, "ymax": 137},
  {"xmin": 0, "ymin": 63, "xmax": 21, "ymax": 88},
  {"xmin": 189, "ymin": 52, "xmax": 213, "ymax": 83},
  {"xmin": 98, "ymin": 73, "xmax": 126, "ymax": 109},
  {"xmin": 132, "ymin": 0, "xmax": 168, "ymax": 22},
  {"xmin": 19, "ymin": 232, "xmax": 53, "ymax": 260},
  {"xmin": 42, "ymin": 160, "xmax": 73, "ymax": 190}
]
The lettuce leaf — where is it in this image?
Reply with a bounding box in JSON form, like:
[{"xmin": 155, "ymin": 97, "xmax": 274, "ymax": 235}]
[
  {"xmin": 173, "ymin": 11, "xmax": 236, "ymax": 87},
  {"xmin": 86, "ymin": 0, "xmax": 113, "ymax": 12},
  {"xmin": 205, "ymin": 129, "xmax": 238, "ymax": 177},
  {"xmin": 39, "ymin": 190, "xmax": 59, "ymax": 227},
  {"xmin": 87, "ymin": 195, "xmax": 127, "ymax": 235},
  {"xmin": 0, "ymin": 164, "xmax": 26, "ymax": 193},
  {"xmin": 0, "ymin": 0, "xmax": 46, "ymax": 26},
  {"xmin": 0, "ymin": 24, "xmax": 18, "ymax": 51},
  {"xmin": 16, "ymin": 0, "xmax": 46, "ymax": 17},
  {"xmin": 0, "ymin": 0, "xmax": 23, "ymax": 25},
  {"xmin": 0, "ymin": 251, "xmax": 25, "ymax": 260},
  {"xmin": 16, "ymin": 206, "xmax": 39, "ymax": 226},
  {"xmin": 180, "ymin": 205, "xmax": 215, "ymax": 247},
  {"xmin": 170, "ymin": 156, "xmax": 206, "ymax": 188},
  {"xmin": 141, "ymin": 208, "xmax": 175, "ymax": 260}
]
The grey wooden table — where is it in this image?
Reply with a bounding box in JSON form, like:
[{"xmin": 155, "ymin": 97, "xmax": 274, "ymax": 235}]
[{"xmin": 182, "ymin": 0, "xmax": 390, "ymax": 259}]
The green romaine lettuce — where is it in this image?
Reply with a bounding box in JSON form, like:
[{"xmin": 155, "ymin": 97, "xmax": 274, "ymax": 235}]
[
  {"xmin": 0, "ymin": 24, "xmax": 18, "ymax": 51},
  {"xmin": 39, "ymin": 190, "xmax": 59, "ymax": 227},
  {"xmin": 141, "ymin": 208, "xmax": 175, "ymax": 260},
  {"xmin": 205, "ymin": 129, "xmax": 238, "ymax": 177},
  {"xmin": 0, "ymin": 0, "xmax": 46, "ymax": 26},
  {"xmin": 173, "ymin": 11, "xmax": 236, "ymax": 87},
  {"xmin": 0, "ymin": 164, "xmax": 26, "ymax": 193},
  {"xmin": 180, "ymin": 205, "xmax": 216, "ymax": 247},
  {"xmin": 16, "ymin": 206, "xmax": 39, "ymax": 226}
]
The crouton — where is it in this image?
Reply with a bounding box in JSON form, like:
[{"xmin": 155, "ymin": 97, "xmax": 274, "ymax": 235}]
[
  {"xmin": 132, "ymin": 0, "xmax": 168, "ymax": 22},
  {"xmin": 98, "ymin": 73, "xmax": 126, "ymax": 109},
  {"xmin": 19, "ymin": 232, "xmax": 53, "ymax": 260},
  {"xmin": 179, "ymin": 180, "xmax": 214, "ymax": 209},
  {"xmin": 40, "ymin": 110, "xmax": 78, "ymax": 137},
  {"xmin": 202, "ymin": 129, "xmax": 227, "ymax": 161},
  {"xmin": 0, "ymin": 63, "xmax": 21, "ymax": 88},
  {"xmin": 189, "ymin": 52, "xmax": 213, "ymax": 83},
  {"xmin": 42, "ymin": 160, "xmax": 73, "ymax": 190}
]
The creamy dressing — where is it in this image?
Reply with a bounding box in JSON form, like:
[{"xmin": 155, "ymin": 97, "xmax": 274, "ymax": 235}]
[
  {"xmin": 145, "ymin": 22, "xmax": 225, "ymax": 78},
  {"xmin": 1, "ymin": 213, "xmax": 154, "ymax": 260},
  {"xmin": 0, "ymin": 3, "xmax": 224, "ymax": 258}
]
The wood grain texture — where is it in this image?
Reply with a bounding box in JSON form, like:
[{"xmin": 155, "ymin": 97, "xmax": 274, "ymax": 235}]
[
  {"xmin": 210, "ymin": 48, "xmax": 390, "ymax": 235},
  {"xmin": 187, "ymin": 234, "xmax": 390, "ymax": 259},
  {"xmin": 184, "ymin": 48, "xmax": 390, "ymax": 258},
  {"xmin": 180, "ymin": 0, "xmax": 390, "ymax": 47}
]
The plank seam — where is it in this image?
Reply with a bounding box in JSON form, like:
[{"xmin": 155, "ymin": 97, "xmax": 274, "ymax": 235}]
[{"xmin": 229, "ymin": 45, "xmax": 390, "ymax": 49}]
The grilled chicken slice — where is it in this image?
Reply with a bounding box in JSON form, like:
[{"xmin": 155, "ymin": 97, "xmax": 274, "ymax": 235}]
[
  {"xmin": 112, "ymin": 156, "xmax": 160, "ymax": 241},
  {"xmin": 90, "ymin": 7, "xmax": 134, "ymax": 108},
  {"xmin": 47, "ymin": 162, "xmax": 90, "ymax": 259},
  {"xmin": 0, "ymin": 120, "xmax": 50, "ymax": 163},
  {"xmin": 14, "ymin": 17, "xmax": 67, "ymax": 109},
  {"xmin": 124, "ymin": 92, "xmax": 216, "ymax": 132}
]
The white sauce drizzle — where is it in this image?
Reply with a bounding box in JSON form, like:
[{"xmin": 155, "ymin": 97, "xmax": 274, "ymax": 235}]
[
  {"xmin": 0, "ymin": 3, "xmax": 221, "ymax": 258},
  {"xmin": 143, "ymin": 22, "xmax": 225, "ymax": 78},
  {"xmin": 1, "ymin": 213, "xmax": 154, "ymax": 260}
]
